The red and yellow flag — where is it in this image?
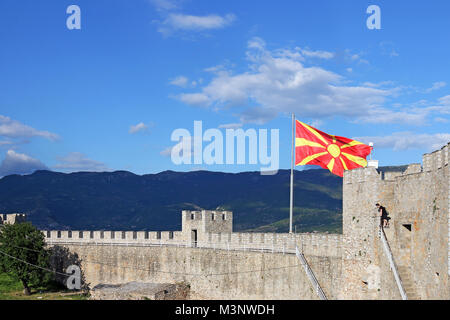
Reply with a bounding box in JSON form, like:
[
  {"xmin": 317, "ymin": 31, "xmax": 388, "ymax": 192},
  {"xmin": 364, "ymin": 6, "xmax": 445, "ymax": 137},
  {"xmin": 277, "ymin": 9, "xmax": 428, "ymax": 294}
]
[{"xmin": 295, "ymin": 120, "xmax": 372, "ymax": 177}]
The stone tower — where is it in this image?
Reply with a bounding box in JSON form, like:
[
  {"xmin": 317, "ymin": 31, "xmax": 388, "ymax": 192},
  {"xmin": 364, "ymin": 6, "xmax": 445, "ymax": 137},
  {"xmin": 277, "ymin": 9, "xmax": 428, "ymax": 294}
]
[
  {"xmin": 181, "ymin": 210, "xmax": 233, "ymax": 245},
  {"xmin": 340, "ymin": 142, "xmax": 449, "ymax": 299}
]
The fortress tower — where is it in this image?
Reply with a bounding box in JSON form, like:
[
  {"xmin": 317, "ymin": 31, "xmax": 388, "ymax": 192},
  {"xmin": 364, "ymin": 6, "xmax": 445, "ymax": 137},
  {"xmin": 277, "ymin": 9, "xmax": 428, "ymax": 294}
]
[
  {"xmin": 0, "ymin": 213, "xmax": 27, "ymax": 226},
  {"xmin": 181, "ymin": 210, "xmax": 233, "ymax": 245},
  {"xmin": 341, "ymin": 142, "xmax": 449, "ymax": 299}
]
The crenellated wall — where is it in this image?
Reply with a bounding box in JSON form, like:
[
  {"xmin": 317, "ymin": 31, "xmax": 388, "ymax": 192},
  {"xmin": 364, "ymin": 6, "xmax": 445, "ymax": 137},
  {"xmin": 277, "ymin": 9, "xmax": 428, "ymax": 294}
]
[
  {"xmin": 43, "ymin": 209, "xmax": 342, "ymax": 259},
  {"xmin": 43, "ymin": 210, "xmax": 343, "ymax": 299},
  {"xmin": 43, "ymin": 230, "xmax": 342, "ymax": 259},
  {"xmin": 37, "ymin": 142, "xmax": 450, "ymax": 300},
  {"xmin": 201, "ymin": 232, "xmax": 342, "ymax": 258},
  {"xmin": 45, "ymin": 230, "xmax": 184, "ymax": 244}
]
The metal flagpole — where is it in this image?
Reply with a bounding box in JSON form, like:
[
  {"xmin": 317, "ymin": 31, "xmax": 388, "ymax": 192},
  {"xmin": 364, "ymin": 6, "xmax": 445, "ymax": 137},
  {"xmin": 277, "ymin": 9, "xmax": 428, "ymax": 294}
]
[{"xmin": 290, "ymin": 113, "xmax": 295, "ymax": 233}]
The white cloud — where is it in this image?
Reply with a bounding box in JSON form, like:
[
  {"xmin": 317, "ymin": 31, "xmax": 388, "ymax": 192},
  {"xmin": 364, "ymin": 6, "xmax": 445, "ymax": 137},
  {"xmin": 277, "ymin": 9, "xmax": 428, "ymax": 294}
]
[
  {"xmin": 238, "ymin": 107, "xmax": 278, "ymax": 125},
  {"xmin": 160, "ymin": 136, "xmax": 202, "ymax": 159},
  {"xmin": 177, "ymin": 38, "xmax": 418, "ymax": 124},
  {"xmin": 299, "ymin": 48, "xmax": 334, "ymax": 59},
  {"xmin": 437, "ymin": 96, "xmax": 450, "ymax": 114},
  {"xmin": 434, "ymin": 117, "xmax": 448, "ymax": 123},
  {"xmin": 150, "ymin": 0, "xmax": 236, "ymax": 37},
  {"xmin": 247, "ymin": 37, "xmax": 266, "ymax": 50},
  {"xmin": 0, "ymin": 140, "xmax": 14, "ymax": 147},
  {"xmin": 218, "ymin": 123, "xmax": 243, "ymax": 129},
  {"xmin": 159, "ymin": 146, "xmax": 173, "ymax": 157},
  {"xmin": 169, "ymin": 76, "xmax": 199, "ymax": 88},
  {"xmin": 439, "ymin": 95, "xmax": 450, "ymax": 106},
  {"xmin": 310, "ymin": 119, "xmax": 324, "ymax": 129},
  {"xmin": 129, "ymin": 122, "xmax": 149, "ymax": 134},
  {"xmin": 420, "ymin": 94, "xmax": 450, "ymax": 116},
  {"xmin": 343, "ymin": 49, "xmax": 369, "ymax": 64},
  {"xmin": 149, "ymin": 0, "xmax": 179, "ymax": 12},
  {"xmin": 0, "ymin": 115, "xmax": 59, "ymax": 141},
  {"xmin": 354, "ymin": 132, "xmax": 450, "ymax": 151},
  {"xmin": 179, "ymin": 92, "xmax": 211, "ymax": 106},
  {"xmin": 158, "ymin": 13, "xmax": 235, "ymax": 35},
  {"xmin": 355, "ymin": 108, "xmax": 429, "ymax": 125},
  {"xmin": 380, "ymin": 41, "xmax": 399, "ymax": 57},
  {"xmin": 362, "ymin": 81, "xmax": 395, "ymax": 88},
  {"xmin": 0, "ymin": 150, "xmax": 48, "ymax": 177},
  {"xmin": 170, "ymin": 75, "xmax": 189, "ymax": 87},
  {"xmin": 389, "ymin": 51, "xmax": 399, "ymax": 57},
  {"xmin": 53, "ymin": 153, "xmax": 110, "ymax": 172},
  {"xmin": 425, "ymin": 81, "xmax": 446, "ymax": 93},
  {"xmin": 204, "ymin": 65, "xmax": 226, "ymax": 73}
]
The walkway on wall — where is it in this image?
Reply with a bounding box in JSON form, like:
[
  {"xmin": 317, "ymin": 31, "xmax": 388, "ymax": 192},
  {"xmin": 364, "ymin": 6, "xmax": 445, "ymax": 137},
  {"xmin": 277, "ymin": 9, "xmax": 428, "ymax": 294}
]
[
  {"xmin": 397, "ymin": 266, "xmax": 420, "ymax": 300},
  {"xmin": 45, "ymin": 239, "xmax": 300, "ymax": 255}
]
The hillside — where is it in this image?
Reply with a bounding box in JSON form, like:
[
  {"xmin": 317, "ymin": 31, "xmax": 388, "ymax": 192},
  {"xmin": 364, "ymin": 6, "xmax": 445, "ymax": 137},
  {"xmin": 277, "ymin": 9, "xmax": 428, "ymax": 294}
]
[{"xmin": 0, "ymin": 169, "xmax": 344, "ymax": 233}]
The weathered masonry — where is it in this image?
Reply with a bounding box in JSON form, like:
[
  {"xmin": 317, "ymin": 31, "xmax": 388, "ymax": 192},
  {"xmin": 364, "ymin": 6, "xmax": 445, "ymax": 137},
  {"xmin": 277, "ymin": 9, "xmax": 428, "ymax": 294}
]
[
  {"xmin": 341, "ymin": 142, "xmax": 449, "ymax": 299},
  {"xmin": 42, "ymin": 210, "xmax": 342, "ymax": 299},
  {"xmin": 34, "ymin": 142, "xmax": 450, "ymax": 299}
]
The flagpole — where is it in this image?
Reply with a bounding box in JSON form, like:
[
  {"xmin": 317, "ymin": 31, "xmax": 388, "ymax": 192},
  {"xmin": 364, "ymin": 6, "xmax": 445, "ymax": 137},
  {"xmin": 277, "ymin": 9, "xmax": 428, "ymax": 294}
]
[{"xmin": 290, "ymin": 113, "xmax": 295, "ymax": 234}]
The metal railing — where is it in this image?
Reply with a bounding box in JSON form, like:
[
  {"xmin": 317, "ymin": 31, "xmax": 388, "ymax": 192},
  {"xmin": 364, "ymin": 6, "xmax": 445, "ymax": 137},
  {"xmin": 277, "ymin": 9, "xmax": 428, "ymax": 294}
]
[
  {"xmin": 295, "ymin": 246, "xmax": 327, "ymax": 300},
  {"xmin": 379, "ymin": 226, "xmax": 408, "ymax": 300}
]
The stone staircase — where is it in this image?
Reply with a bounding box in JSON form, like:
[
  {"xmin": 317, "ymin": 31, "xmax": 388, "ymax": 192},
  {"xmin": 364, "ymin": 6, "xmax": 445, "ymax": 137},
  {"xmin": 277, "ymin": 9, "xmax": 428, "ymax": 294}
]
[
  {"xmin": 380, "ymin": 226, "xmax": 420, "ymax": 300},
  {"xmin": 397, "ymin": 266, "xmax": 420, "ymax": 300}
]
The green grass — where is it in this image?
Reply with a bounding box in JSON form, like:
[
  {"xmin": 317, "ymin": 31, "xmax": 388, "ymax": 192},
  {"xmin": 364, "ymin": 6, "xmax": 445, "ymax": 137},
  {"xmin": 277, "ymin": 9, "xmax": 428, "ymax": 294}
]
[
  {"xmin": 0, "ymin": 272, "xmax": 88, "ymax": 300},
  {"xmin": 0, "ymin": 272, "xmax": 22, "ymax": 296}
]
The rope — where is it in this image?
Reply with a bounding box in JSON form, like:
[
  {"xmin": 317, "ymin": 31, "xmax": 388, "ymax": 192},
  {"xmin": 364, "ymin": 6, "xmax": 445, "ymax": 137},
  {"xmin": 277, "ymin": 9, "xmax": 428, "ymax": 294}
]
[{"xmin": 0, "ymin": 249, "xmax": 69, "ymax": 277}]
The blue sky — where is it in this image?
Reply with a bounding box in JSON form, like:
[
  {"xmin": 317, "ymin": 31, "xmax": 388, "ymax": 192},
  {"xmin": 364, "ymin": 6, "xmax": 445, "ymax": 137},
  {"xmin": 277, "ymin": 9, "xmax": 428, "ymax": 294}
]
[{"xmin": 0, "ymin": 0, "xmax": 449, "ymax": 176}]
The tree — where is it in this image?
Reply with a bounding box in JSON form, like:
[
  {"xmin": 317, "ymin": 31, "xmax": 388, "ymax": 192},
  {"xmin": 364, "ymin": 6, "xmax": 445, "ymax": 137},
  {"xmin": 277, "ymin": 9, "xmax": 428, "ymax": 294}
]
[{"xmin": 0, "ymin": 222, "xmax": 51, "ymax": 295}]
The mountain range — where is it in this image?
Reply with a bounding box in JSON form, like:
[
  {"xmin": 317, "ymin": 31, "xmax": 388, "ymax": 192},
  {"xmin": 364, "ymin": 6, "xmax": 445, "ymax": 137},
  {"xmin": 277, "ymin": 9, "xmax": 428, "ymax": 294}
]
[{"xmin": 0, "ymin": 167, "xmax": 402, "ymax": 233}]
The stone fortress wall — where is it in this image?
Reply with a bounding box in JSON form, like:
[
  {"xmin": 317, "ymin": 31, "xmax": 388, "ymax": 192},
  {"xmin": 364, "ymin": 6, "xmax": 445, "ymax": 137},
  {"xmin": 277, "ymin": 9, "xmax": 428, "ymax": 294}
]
[
  {"xmin": 3, "ymin": 142, "xmax": 449, "ymax": 299},
  {"xmin": 41, "ymin": 211, "xmax": 343, "ymax": 299},
  {"xmin": 43, "ymin": 211, "xmax": 342, "ymax": 259}
]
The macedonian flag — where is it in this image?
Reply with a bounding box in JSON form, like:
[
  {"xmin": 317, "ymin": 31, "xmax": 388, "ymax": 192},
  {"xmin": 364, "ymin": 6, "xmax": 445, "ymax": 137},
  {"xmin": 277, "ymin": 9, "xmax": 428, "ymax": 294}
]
[{"xmin": 295, "ymin": 120, "xmax": 372, "ymax": 177}]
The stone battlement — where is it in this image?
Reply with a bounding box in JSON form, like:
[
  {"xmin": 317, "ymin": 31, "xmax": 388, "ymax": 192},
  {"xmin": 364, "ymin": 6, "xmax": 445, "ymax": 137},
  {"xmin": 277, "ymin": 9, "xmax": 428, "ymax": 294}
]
[
  {"xmin": 43, "ymin": 229, "xmax": 342, "ymax": 257},
  {"xmin": 43, "ymin": 209, "xmax": 342, "ymax": 258},
  {"xmin": 0, "ymin": 213, "xmax": 27, "ymax": 225},
  {"xmin": 344, "ymin": 142, "xmax": 450, "ymax": 184},
  {"xmin": 44, "ymin": 230, "xmax": 184, "ymax": 243},
  {"xmin": 423, "ymin": 142, "xmax": 449, "ymax": 172}
]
